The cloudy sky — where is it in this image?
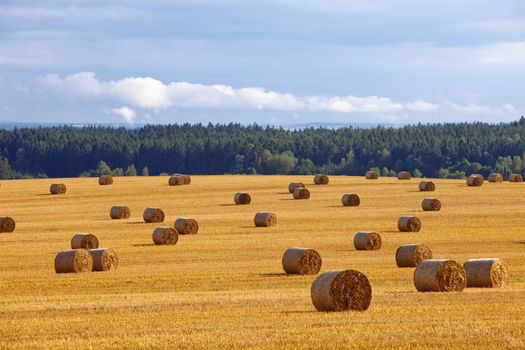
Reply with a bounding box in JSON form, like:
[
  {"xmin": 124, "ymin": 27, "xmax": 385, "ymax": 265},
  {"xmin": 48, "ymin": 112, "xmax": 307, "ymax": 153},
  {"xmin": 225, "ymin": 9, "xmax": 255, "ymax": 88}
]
[{"xmin": 1, "ymin": 0, "xmax": 524, "ymax": 125}]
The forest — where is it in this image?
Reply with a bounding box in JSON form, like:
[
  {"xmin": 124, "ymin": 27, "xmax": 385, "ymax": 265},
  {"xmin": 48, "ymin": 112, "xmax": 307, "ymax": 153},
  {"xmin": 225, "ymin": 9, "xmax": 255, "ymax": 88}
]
[{"xmin": 0, "ymin": 118, "xmax": 524, "ymax": 179}]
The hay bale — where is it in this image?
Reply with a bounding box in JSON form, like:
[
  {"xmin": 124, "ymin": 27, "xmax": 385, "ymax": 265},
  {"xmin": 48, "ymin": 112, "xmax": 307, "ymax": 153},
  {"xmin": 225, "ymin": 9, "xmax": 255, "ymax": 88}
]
[
  {"xmin": 282, "ymin": 247, "xmax": 322, "ymax": 275},
  {"xmin": 353, "ymin": 232, "xmax": 381, "ymax": 251},
  {"xmin": 421, "ymin": 198, "xmax": 441, "ymax": 211},
  {"xmin": 169, "ymin": 175, "xmax": 185, "ymax": 186},
  {"xmin": 70, "ymin": 233, "xmax": 99, "ymax": 249},
  {"xmin": 182, "ymin": 175, "xmax": 191, "ymax": 185},
  {"xmin": 98, "ymin": 175, "xmax": 113, "ymax": 185},
  {"xmin": 341, "ymin": 193, "xmax": 360, "ymax": 207},
  {"xmin": 365, "ymin": 170, "xmax": 378, "ymax": 179},
  {"xmin": 234, "ymin": 192, "xmax": 251, "ymax": 205},
  {"xmin": 419, "ymin": 181, "xmax": 435, "ymax": 191},
  {"xmin": 398, "ymin": 216, "xmax": 421, "ymax": 232},
  {"xmin": 414, "ymin": 259, "xmax": 466, "ymax": 292},
  {"xmin": 54, "ymin": 249, "xmax": 93, "ymax": 273},
  {"xmin": 467, "ymin": 174, "xmax": 484, "ymax": 186},
  {"xmin": 314, "ymin": 174, "xmax": 329, "ymax": 185},
  {"xmin": 143, "ymin": 208, "xmax": 165, "ymax": 223},
  {"xmin": 396, "ymin": 244, "xmax": 432, "ymax": 267},
  {"xmin": 293, "ymin": 188, "xmax": 310, "ymax": 199},
  {"xmin": 152, "ymin": 227, "xmax": 179, "ymax": 245},
  {"xmin": 311, "ymin": 269, "xmax": 372, "ymax": 312},
  {"xmin": 463, "ymin": 258, "xmax": 509, "ymax": 288},
  {"xmin": 159, "ymin": 172, "xmax": 169, "ymax": 176},
  {"xmin": 288, "ymin": 182, "xmax": 305, "ymax": 193},
  {"xmin": 0, "ymin": 216, "xmax": 15, "ymax": 233},
  {"xmin": 50, "ymin": 183, "xmax": 66, "ymax": 194},
  {"xmin": 110, "ymin": 205, "xmax": 131, "ymax": 219},
  {"xmin": 89, "ymin": 248, "xmax": 118, "ymax": 271},
  {"xmin": 397, "ymin": 171, "xmax": 411, "ymax": 180},
  {"xmin": 174, "ymin": 217, "xmax": 199, "ymax": 235},
  {"xmin": 254, "ymin": 212, "xmax": 277, "ymax": 227},
  {"xmin": 509, "ymin": 174, "xmax": 523, "ymax": 182},
  {"xmin": 488, "ymin": 173, "xmax": 503, "ymax": 183}
]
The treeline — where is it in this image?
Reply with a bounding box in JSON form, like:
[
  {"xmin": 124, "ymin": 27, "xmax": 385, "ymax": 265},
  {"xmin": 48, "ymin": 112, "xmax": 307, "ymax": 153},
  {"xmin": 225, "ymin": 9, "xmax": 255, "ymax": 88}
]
[{"xmin": 0, "ymin": 118, "xmax": 525, "ymax": 179}]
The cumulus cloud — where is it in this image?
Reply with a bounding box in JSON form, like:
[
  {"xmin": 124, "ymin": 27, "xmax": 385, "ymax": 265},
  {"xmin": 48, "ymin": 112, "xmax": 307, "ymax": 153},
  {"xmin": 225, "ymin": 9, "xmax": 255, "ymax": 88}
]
[{"xmin": 111, "ymin": 106, "xmax": 136, "ymax": 123}]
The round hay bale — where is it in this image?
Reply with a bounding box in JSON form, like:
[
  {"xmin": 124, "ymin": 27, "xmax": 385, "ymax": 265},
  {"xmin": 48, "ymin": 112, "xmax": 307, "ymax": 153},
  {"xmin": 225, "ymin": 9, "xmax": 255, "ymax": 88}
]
[
  {"xmin": 421, "ymin": 198, "xmax": 441, "ymax": 211},
  {"xmin": 341, "ymin": 193, "xmax": 360, "ymax": 207},
  {"xmin": 254, "ymin": 212, "xmax": 277, "ymax": 227},
  {"xmin": 463, "ymin": 258, "xmax": 509, "ymax": 288},
  {"xmin": 365, "ymin": 170, "xmax": 378, "ymax": 179},
  {"xmin": 110, "ymin": 205, "xmax": 131, "ymax": 219},
  {"xmin": 311, "ymin": 269, "xmax": 372, "ymax": 312},
  {"xmin": 282, "ymin": 247, "xmax": 322, "ymax": 275},
  {"xmin": 395, "ymin": 244, "xmax": 433, "ymax": 267},
  {"xmin": 488, "ymin": 173, "xmax": 503, "ymax": 183},
  {"xmin": 152, "ymin": 227, "xmax": 179, "ymax": 245},
  {"xmin": 413, "ymin": 259, "xmax": 466, "ymax": 292},
  {"xmin": 183, "ymin": 175, "xmax": 191, "ymax": 185},
  {"xmin": 398, "ymin": 216, "xmax": 421, "ymax": 232},
  {"xmin": 98, "ymin": 175, "xmax": 113, "ymax": 185},
  {"xmin": 159, "ymin": 172, "xmax": 169, "ymax": 176},
  {"xmin": 234, "ymin": 192, "xmax": 251, "ymax": 205},
  {"xmin": 174, "ymin": 217, "xmax": 199, "ymax": 235},
  {"xmin": 54, "ymin": 249, "xmax": 93, "ymax": 273},
  {"xmin": 419, "ymin": 181, "xmax": 435, "ymax": 191},
  {"xmin": 397, "ymin": 171, "xmax": 411, "ymax": 180},
  {"xmin": 288, "ymin": 182, "xmax": 305, "ymax": 193},
  {"xmin": 353, "ymin": 232, "xmax": 381, "ymax": 251},
  {"xmin": 0, "ymin": 216, "xmax": 15, "ymax": 233},
  {"xmin": 509, "ymin": 174, "xmax": 523, "ymax": 182},
  {"xmin": 467, "ymin": 174, "xmax": 484, "ymax": 186},
  {"xmin": 89, "ymin": 248, "xmax": 118, "ymax": 271},
  {"xmin": 314, "ymin": 174, "xmax": 329, "ymax": 185},
  {"xmin": 293, "ymin": 188, "xmax": 310, "ymax": 199},
  {"xmin": 70, "ymin": 233, "xmax": 99, "ymax": 249},
  {"xmin": 169, "ymin": 175, "xmax": 184, "ymax": 186},
  {"xmin": 50, "ymin": 183, "xmax": 66, "ymax": 194},
  {"xmin": 143, "ymin": 208, "xmax": 165, "ymax": 223}
]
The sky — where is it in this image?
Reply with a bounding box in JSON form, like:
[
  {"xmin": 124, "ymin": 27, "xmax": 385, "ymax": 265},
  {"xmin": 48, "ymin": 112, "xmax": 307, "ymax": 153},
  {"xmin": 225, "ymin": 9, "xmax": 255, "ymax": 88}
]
[{"xmin": 0, "ymin": 0, "xmax": 524, "ymax": 126}]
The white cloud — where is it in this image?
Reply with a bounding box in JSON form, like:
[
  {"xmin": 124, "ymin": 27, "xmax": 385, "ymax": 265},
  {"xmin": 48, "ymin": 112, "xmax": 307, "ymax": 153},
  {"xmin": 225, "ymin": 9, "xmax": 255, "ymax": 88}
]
[
  {"xmin": 448, "ymin": 102, "xmax": 518, "ymax": 115},
  {"xmin": 111, "ymin": 106, "xmax": 136, "ymax": 123},
  {"xmin": 404, "ymin": 100, "xmax": 439, "ymax": 112}
]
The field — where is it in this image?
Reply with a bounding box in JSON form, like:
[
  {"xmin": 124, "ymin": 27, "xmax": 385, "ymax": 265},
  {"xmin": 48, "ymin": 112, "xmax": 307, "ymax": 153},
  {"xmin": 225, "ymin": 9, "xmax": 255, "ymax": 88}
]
[{"xmin": 0, "ymin": 175, "xmax": 524, "ymax": 349}]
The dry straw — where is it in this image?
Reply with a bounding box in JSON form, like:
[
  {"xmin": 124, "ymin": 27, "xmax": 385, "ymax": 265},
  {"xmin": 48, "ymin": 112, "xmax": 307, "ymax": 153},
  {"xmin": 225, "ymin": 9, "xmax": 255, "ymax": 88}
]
[
  {"xmin": 168, "ymin": 175, "xmax": 185, "ymax": 186},
  {"xmin": 341, "ymin": 193, "xmax": 360, "ymax": 207},
  {"xmin": 421, "ymin": 198, "xmax": 441, "ymax": 211},
  {"xmin": 143, "ymin": 208, "xmax": 165, "ymax": 223},
  {"xmin": 174, "ymin": 217, "xmax": 199, "ymax": 234},
  {"xmin": 254, "ymin": 212, "xmax": 277, "ymax": 227},
  {"xmin": 98, "ymin": 175, "xmax": 113, "ymax": 185},
  {"xmin": 353, "ymin": 232, "xmax": 382, "ymax": 250},
  {"xmin": 365, "ymin": 170, "xmax": 379, "ymax": 179},
  {"xmin": 509, "ymin": 174, "xmax": 523, "ymax": 182},
  {"xmin": 419, "ymin": 181, "xmax": 435, "ymax": 191},
  {"xmin": 463, "ymin": 258, "xmax": 509, "ymax": 288},
  {"xmin": 314, "ymin": 174, "xmax": 329, "ymax": 185},
  {"xmin": 398, "ymin": 216, "xmax": 422, "ymax": 232},
  {"xmin": 110, "ymin": 205, "xmax": 131, "ymax": 219},
  {"xmin": 293, "ymin": 188, "xmax": 310, "ymax": 199},
  {"xmin": 488, "ymin": 173, "xmax": 503, "ymax": 183},
  {"xmin": 50, "ymin": 183, "xmax": 66, "ymax": 194},
  {"xmin": 311, "ymin": 269, "xmax": 372, "ymax": 312},
  {"xmin": 397, "ymin": 171, "xmax": 411, "ymax": 180},
  {"xmin": 467, "ymin": 174, "xmax": 484, "ymax": 186},
  {"xmin": 288, "ymin": 182, "xmax": 305, "ymax": 193},
  {"xmin": 89, "ymin": 248, "xmax": 118, "ymax": 271},
  {"xmin": 152, "ymin": 227, "xmax": 179, "ymax": 245},
  {"xmin": 234, "ymin": 192, "xmax": 251, "ymax": 205},
  {"xmin": 413, "ymin": 259, "xmax": 466, "ymax": 292},
  {"xmin": 0, "ymin": 216, "xmax": 15, "ymax": 233},
  {"xmin": 282, "ymin": 248, "xmax": 322, "ymax": 275},
  {"xmin": 395, "ymin": 244, "xmax": 432, "ymax": 267},
  {"xmin": 70, "ymin": 233, "xmax": 99, "ymax": 249},
  {"xmin": 54, "ymin": 249, "xmax": 93, "ymax": 273}
]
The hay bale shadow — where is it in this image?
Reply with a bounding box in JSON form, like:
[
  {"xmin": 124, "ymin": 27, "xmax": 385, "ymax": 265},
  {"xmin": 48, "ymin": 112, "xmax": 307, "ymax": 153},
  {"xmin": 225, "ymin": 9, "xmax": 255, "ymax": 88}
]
[{"xmin": 259, "ymin": 273, "xmax": 287, "ymax": 277}]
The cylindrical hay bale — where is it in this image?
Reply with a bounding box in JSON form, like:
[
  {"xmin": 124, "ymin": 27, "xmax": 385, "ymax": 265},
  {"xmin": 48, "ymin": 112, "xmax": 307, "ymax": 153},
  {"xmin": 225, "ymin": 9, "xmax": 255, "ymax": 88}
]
[
  {"xmin": 509, "ymin": 174, "xmax": 523, "ymax": 183},
  {"xmin": 288, "ymin": 182, "xmax": 305, "ymax": 193},
  {"xmin": 396, "ymin": 244, "xmax": 433, "ymax": 267},
  {"xmin": 282, "ymin": 248, "xmax": 322, "ymax": 275},
  {"xmin": 50, "ymin": 183, "xmax": 66, "ymax": 194},
  {"xmin": 293, "ymin": 188, "xmax": 310, "ymax": 199},
  {"xmin": 0, "ymin": 216, "xmax": 16, "ymax": 233},
  {"xmin": 398, "ymin": 216, "xmax": 422, "ymax": 232},
  {"xmin": 182, "ymin": 175, "xmax": 191, "ymax": 185},
  {"xmin": 397, "ymin": 171, "xmax": 411, "ymax": 180},
  {"xmin": 54, "ymin": 249, "xmax": 93, "ymax": 273},
  {"xmin": 143, "ymin": 208, "xmax": 165, "ymax": 223},
  {"xmin": 421, "ymin": 198, "xmax": 441, "ymax": 211},
  {"xmin": 89, "ymin": 248, "xmax": 118, "ymax": 271},
  {"xmin": 341, "ymin": 193, "xmax": 360, "ymax": 207},
  {"xmin": 159, "ymin": 172, "xmax": 169, "ymax": 176},
  {"xmin": 467, "ymin": 174, "xmax": 484, "ymax": 186},
  {"xmin": 314, "ymin": 174, "xmax": 329, "ymax": 185},
  {"xmin": 254, "ymin": 212, "xmax": 277, "ymax": 227},
  {"xmin": 365, "ymin": 170, "xmax": 378, "ymax": 179},
  {"xmin": 98, "ymin": 175, "xmax": 113, "ymax": 185},
  {"xmin": 463, "ymin": 258, "xmax": 509, "ymax": 288},
  {"xmin": 110, "ymin": 205, "xmax": 131, "ymax": 219},
  {"xmin": 234, "ymin": 192, "xmax": 251, "ymax": 205},
  {"xmin": 419, "ymin": 181, "xmax": 435, "ymax": 191},
  {"xmin": 353, "ymin": 232, "xmax": 381, "ymax": 251},
  {"xmin": 152, "ymin": 227, "xmax": 179, "ymax": 245},
  {"xmin": 488, "ymin": 173, "xmax": 503, "ymax": 183},
  {"xmin": 168, "ymin": 175, "xmax": 184, "ymax": 186},
  {"xmin": 70, "ymin": 233, "xmax": 99, "ymax": 249},
  {"xmin": 414, "ymin": 259, "xmax": 466, "ymax": 292},
  {"xmin": 311, "ymin": 269, "xmax": 372, "ymax": 312},
  {"xmin": 174, "ymin": 217, "xmax": 199, "ymax": 235}
]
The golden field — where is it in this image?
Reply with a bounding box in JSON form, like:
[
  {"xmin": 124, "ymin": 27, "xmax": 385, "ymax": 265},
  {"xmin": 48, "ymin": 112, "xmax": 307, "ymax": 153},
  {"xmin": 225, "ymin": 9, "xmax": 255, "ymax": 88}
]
[{"xmin": 0, "ymin": 175, "xmax": 524, "ymax": 349}]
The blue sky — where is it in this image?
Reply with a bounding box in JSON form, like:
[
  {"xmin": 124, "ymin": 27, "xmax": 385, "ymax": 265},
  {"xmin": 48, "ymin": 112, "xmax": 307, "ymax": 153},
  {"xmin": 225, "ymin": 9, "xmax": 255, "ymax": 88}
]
[{"xmin": 0, "ymin": 0, "xmax": 524, "ymax": 125}]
